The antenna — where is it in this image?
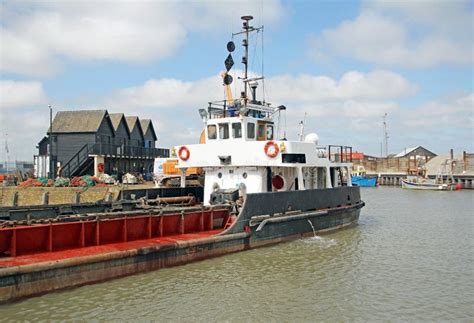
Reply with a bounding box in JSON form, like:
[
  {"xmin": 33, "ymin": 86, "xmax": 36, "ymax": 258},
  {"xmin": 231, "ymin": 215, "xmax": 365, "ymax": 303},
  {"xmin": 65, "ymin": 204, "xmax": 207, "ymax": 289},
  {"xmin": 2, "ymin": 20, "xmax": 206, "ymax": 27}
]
[
  {"xmin": 299, "ymin": 112, "xmax": 307, "ymax": 141},
  {"xmin": 382, "ymin": 113, "xmax": 389, "ymax": 157}
]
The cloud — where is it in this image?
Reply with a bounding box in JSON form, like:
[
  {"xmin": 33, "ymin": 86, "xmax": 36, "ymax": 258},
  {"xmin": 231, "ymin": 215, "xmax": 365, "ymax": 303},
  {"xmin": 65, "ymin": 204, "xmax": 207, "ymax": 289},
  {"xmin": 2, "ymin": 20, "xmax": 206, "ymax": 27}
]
[
  {"xmin": 401, "ymin": 93, "xmax": 474, "ymax": 128},
  {"xmin": 106, "ymin": 77, "xmax": 222, "ymax": 109},
  {"xmin": 100, "ymin": 69, "xmax": 416, "ymax": 149},
  {"xmin": 105, "ymin": 69, "xmax": 415, "ymax": 112},
  {"xmin": 0, "ymin": 1, "xmax": 284, "ymax": 77},
  {"xmin": 308, "ymin": 1, "xmax": 473, "ymax": 68},
  {"xmin": 266, "ymin": 70, "xmax": 417, "ymax": 105},
  {"xmin": 0, "ymin": 80, "xmax": 47, "ymax": 109}
]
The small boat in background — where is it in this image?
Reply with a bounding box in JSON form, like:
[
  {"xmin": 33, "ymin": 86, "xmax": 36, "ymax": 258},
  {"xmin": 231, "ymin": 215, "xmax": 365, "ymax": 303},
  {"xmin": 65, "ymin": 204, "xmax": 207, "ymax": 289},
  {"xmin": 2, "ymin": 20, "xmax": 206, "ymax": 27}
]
[
  {"xmin": 401, "ymin": 159, "xmax": 461, "ymax": 191},
  {"xmin": 351, "ymin": 165, "xmax": 378, "ymax": 187}
]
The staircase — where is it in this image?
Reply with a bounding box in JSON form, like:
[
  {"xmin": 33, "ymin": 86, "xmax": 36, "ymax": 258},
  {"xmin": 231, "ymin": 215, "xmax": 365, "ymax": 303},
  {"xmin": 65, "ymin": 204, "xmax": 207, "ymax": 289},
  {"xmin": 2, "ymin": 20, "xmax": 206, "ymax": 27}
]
[{"xmin": 60, "ymin": 144, "xmax": 94, "ymax": 178}]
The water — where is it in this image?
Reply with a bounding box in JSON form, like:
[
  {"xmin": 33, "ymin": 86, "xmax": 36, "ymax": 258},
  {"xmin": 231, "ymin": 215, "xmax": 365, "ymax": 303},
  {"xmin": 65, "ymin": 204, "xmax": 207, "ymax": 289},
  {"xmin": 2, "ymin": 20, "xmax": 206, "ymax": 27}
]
[{"xmin": 1, "ymin": 187, "xmax": 473, "ymax": 321}]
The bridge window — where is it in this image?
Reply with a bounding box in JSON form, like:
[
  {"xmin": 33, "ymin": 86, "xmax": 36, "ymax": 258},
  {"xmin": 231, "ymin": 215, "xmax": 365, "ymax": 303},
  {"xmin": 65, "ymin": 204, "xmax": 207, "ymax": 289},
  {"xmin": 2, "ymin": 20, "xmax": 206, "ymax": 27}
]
[
  {"xmin": 247, "ymin": 122, "xmax": 255, "ymax": 139},
  {"xmin": 219, "ymin": 123, "xmax": 229, "ymax": 139},
  {"xmin": 257, "ymin": 123, "xmax": 265, "ymax": 140},
  {"xmin": 282, "ymin": 154, "xmax": 306, "ymax": 163},
  {"xmin": 232, "ymin": 123, "xmax": 242, "ymax": 138},
  {"xmin": 267, "ymin": 125, "xmax": 274, "ymax": 140},
  {"xmin": 208, "ymin": 125, "xmax": 217, "ymax": 140}
]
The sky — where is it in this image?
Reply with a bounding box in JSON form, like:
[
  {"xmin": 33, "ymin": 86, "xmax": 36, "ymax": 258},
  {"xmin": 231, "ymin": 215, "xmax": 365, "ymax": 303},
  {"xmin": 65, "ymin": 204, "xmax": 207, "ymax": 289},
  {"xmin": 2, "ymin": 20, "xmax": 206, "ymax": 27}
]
[{"xmin": 0, "ymin": 0, "xmax": 473, "ymax": 162}]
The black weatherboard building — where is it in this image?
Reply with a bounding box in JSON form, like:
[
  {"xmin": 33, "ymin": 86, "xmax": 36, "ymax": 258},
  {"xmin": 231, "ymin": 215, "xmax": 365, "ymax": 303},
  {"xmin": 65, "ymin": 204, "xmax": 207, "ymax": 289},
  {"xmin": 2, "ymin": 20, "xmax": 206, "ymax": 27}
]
[{"xmin": 35, "ymin": 109, "xmax": 169, "ymax": 178}]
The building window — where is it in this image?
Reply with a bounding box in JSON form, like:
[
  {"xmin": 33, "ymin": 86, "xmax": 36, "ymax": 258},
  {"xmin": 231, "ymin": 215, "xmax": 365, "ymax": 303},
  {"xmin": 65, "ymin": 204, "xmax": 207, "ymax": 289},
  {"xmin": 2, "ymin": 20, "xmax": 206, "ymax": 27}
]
[
  {"xmin": 208, "ymin": 125, "xmax": 217, "ymax": 140},
  {"xmin": 247, "ymin": 122, "xmax": 255, "ymax": 139},
  {"xmin": 232, "ymin": 123, "xmax": 242, "ymax": 138},
  {"xmin": 219, "ymin": 123, "xmax": 229, "ymax": 139}
]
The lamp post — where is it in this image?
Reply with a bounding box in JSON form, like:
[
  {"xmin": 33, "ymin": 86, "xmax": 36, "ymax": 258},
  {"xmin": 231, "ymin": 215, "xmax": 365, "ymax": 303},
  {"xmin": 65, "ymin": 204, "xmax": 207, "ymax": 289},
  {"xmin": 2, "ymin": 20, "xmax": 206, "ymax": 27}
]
[{"xmin": 49, "ymin": 105, "xmax": 53, "ymax": 179}]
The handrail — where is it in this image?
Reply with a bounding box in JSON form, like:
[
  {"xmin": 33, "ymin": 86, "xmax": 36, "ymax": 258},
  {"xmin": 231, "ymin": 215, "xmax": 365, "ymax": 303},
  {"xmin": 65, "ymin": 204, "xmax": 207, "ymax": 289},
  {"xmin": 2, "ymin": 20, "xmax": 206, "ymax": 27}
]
[
  {"xmin": 61, "ymin": 144, "xmax": 92, "ymax": 178},
  {"xmin": 60, "ymin": 143, "xmax": 169, "ymax": 177}
]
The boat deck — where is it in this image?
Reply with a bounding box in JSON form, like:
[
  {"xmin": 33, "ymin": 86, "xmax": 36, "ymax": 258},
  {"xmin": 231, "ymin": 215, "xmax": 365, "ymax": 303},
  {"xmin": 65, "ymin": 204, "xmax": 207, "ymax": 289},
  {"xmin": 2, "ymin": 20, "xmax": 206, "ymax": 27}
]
[{"xmin": 0, "ymin": 229, "xmax": 223, "ymax": 267}]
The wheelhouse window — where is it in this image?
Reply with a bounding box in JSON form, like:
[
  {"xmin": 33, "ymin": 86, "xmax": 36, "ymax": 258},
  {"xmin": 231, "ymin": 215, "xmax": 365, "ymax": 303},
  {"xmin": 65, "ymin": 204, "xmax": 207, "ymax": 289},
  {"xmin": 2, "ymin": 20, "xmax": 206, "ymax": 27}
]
[
  {"xmin": 219, "ymin": 123, "xmax": 229, "ymax": 139},
  {"xmin": 267, "ymin": 125, "xmax": 274, "ymax": 140},
  {"xmin": 257, "ymin": 124, "xmax": 265, "ymax": 140},
  {"xmin": 208, "ymin": 125, "xmax": 217, "ymax": 140},
  {"xmin": 247, "ymin": 122, "xmax": 255, "ymax": 139},
  {"xmin": 232, "ymin": 123, "xmax": 242, "ymax": 138}
]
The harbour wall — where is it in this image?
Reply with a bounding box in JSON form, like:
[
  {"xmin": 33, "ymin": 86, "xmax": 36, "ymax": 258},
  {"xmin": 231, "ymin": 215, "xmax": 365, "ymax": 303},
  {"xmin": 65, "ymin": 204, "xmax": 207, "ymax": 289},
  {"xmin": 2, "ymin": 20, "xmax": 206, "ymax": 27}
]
[
  {"xmin": 374, "ymin": 173, "xmax": 474, "ymax": 189},
  {"xmin": 0, "ymin": 186, "xmax": 121, "ymax": 207}
]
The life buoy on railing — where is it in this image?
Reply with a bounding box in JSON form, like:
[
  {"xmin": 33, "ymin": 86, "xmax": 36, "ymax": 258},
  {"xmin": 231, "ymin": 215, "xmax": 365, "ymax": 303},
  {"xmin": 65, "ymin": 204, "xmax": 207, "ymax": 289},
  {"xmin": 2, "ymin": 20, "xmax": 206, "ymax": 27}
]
[
  {"xmin": 97, "ymin": 163, "xmax": 105, "ymax": 173},
  {"xmin": 178, "ymin": 146, "xmax": 190, "ymax": 161},
  {"xmin": 264, "ymin": 141, "xmax": 279, "ymax": 158}
]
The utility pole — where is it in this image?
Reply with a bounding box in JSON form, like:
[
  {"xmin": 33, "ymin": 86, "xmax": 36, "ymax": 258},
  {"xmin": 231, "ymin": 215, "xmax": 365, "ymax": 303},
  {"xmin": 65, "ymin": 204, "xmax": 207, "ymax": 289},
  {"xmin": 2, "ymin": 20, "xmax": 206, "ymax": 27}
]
[{"xmin": 382, "ymin": 113, "xmax": 389, "ymax": 157}]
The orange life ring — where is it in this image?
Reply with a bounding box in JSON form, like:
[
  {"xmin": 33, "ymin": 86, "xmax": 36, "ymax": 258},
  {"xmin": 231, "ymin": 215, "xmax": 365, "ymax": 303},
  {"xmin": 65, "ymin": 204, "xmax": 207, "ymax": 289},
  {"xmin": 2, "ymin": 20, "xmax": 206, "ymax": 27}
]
[
  {"xmin": 97, "ymin": 163, "xmax": 105, "ymax": 173},
  {"xmin": 264, "ymin": 141, "xmax": 279, "ymax": 158},
  {"xmin": 178, "ymin": 146, "xmax": 190, "ymax": 161}
]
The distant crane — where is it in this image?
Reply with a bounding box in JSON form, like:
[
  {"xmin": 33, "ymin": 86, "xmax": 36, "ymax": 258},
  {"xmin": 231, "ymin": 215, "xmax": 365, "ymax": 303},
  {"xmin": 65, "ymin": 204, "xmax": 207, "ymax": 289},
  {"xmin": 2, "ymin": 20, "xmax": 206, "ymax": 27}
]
[
  {"xmin": 4, "ymin": 133, "xmax": 9, "ymax": 174},
  {"xmin": 382, "ymin": 113, "xmax": 389, "ymax": 157}
]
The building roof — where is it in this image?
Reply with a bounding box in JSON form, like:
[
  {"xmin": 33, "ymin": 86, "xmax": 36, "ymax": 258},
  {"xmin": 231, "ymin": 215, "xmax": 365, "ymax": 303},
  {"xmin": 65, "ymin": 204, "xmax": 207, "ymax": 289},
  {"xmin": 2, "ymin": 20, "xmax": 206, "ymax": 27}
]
[
  {"xmin": 125, "ymin": 116, "xmax": 144, "ymax": 136},
  {"xmin": 395, "ymin": 146, "xmax": 436, "ymax": 158},
  {"xmin": 49, "ymin": 110, "xmax": 112, "ymax": 133},
  {"xmin": 109, "ymin": 113, "xmax": 131, "ymax": 135},
  {"xmin": 37, "ymin": 136, "xmax": 48, "ymax": 146},
  {"xmin": 140, "ymin": 119, "xmax": 158, "ymax": 141},
  {"xmin": 395, "ymin": 147, "xmax": 417, "ymax": 158}
]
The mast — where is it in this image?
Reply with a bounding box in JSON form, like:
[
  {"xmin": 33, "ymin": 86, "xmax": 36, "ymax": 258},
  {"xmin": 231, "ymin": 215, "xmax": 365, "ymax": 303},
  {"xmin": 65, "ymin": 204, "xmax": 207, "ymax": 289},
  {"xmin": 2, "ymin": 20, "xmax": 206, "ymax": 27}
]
[
  {"xmin": 242, "ymin": 15, "xmax": 251, "ymax": 101},
  {"xmin": 232, "ymin": 16, "xmax": 264, "ymax": 107}
]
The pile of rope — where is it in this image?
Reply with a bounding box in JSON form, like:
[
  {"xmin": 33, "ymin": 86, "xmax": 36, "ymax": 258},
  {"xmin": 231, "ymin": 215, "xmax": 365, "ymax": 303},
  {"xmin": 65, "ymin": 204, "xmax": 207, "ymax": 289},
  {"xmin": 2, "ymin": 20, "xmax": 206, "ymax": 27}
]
[
  {"xmin": 70, "ymin": 175, "xmax": 105, "ymax": 187},
  {"xmin": 20, "ymin": 175, "xmax": 106, "ymax": 188},
  {"xmin": 19, "ymin": 177, "xmax": 54, "ymax": 187}
]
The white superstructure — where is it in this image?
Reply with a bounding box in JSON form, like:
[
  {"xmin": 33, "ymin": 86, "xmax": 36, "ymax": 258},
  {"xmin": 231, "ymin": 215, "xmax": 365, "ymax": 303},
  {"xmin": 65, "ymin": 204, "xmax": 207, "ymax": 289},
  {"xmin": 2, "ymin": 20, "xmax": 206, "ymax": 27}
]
[{"xmin": 168, "ymin": 15, "xmax": 354, "ymax": 205}]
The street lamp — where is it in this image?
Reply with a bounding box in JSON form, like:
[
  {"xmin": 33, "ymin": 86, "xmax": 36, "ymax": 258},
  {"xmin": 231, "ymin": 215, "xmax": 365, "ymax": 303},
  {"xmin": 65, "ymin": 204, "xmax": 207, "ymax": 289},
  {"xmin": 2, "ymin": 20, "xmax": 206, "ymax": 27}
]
[{"xmin": 49, "ymin": 104, "xmax": 53, "ymax": 179}]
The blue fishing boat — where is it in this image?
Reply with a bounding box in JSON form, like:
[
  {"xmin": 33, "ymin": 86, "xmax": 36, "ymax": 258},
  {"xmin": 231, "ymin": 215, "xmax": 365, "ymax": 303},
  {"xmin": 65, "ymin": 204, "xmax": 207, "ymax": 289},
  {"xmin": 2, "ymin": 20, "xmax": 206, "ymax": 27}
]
[{"xmin": 351, "ymin": 166, "xmax": 378, "ymax": 187}]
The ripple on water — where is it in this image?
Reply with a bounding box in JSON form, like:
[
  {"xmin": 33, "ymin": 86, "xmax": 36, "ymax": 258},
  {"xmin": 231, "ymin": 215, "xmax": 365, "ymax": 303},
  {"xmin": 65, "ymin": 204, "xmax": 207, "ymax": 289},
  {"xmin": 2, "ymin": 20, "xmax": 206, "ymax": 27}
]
[
  {"xmin": 301, "ymin": 235, "xmax": 338, "ymax": 247},
  {"xmin": 0, "ymin": 187, "xmax": 473, "ymax": 321}
]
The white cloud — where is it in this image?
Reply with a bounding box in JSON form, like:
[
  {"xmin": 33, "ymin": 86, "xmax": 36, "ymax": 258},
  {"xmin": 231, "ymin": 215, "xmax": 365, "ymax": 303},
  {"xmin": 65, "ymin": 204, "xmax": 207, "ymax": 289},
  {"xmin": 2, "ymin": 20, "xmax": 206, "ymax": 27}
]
[
  {"xmin": 101, "ymin": 69, "xmax": 416, "ymax": 149},
  {"xmin": 0, "ymin": 80, "xmax": 47, "ymax": 109},
  {"xmin": 106, "ymin": 77, "xmax": 221, "ymax": 109},
  {"xmin": 266, "ymin": 70, "xmax": 417, "ymax": 105},
  {"xmin": 0, "ymin": 1, "xmax": 284, "ymax": 77},
  {"xmin": 401, "ymin": 93, "xmax": 474, "ymax": 128},
  {"xmin": 308, "ymin": 1, "xmax": 473, "ymax": 68}
]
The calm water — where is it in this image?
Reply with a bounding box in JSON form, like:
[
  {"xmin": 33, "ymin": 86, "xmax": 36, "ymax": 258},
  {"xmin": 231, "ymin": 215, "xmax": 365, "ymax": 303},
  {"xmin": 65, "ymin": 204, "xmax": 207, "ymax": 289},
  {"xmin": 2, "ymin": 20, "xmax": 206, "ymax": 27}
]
[{"xmin": 1, "ymin": 187, "xmax": 473, "ymax": 321}]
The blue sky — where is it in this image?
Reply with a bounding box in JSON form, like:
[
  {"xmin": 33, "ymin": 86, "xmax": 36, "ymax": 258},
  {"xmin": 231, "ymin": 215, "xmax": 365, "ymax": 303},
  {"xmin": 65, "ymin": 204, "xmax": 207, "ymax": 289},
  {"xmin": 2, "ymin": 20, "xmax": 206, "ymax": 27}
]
[{"xmin": 1, "ymin": 0, "xmax": 473, "ymax": 161}]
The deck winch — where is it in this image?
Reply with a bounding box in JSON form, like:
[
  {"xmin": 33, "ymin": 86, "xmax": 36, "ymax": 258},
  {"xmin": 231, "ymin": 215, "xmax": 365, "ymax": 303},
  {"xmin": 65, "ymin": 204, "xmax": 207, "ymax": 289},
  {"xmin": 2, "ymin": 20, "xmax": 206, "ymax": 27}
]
[{"xmin": 210, "ymin": 188, "xmax": 239, "ymax": 205}]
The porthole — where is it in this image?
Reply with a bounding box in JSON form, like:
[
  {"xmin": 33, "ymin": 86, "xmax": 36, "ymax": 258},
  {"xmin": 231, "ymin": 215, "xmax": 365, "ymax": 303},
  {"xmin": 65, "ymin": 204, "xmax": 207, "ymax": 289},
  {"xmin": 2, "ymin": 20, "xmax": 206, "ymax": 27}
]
[
  {"xmin": 242, "ymin": 172, "xmax": 248, "ymax": 179},
  {"xmin": 218, "ymin": 172, "xmax": 222, "ymax": 178}
]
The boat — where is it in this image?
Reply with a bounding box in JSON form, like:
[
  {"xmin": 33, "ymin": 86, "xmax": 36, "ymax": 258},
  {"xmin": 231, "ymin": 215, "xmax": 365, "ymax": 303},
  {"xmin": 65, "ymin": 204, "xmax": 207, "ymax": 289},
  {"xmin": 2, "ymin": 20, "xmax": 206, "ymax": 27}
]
[
  {"xmin": 351, "ymin": 165, "xmax": 378, "ymax": 187},
  {"xmin": 401, "ymin": 159, "xmax": 461, "ymax": 191},
  {"xmin": 0, "ymin": 16, "xmax": 364, "ymax": 303}
]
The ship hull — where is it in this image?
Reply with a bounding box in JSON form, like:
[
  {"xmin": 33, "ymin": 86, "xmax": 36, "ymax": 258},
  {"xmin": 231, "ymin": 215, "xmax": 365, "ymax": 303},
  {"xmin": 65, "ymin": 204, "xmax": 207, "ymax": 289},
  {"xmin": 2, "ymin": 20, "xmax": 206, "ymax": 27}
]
[
  {"xmin": 352, "ymin": 175, "xmax": 378, "ymax": 187},
  {"xmin": 401, "ymin": 179, "xmax": 455, "ymax": 190},
  {"xmin": 0, "ymin": 186, "xmax": 363, "ymax": 303}
]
